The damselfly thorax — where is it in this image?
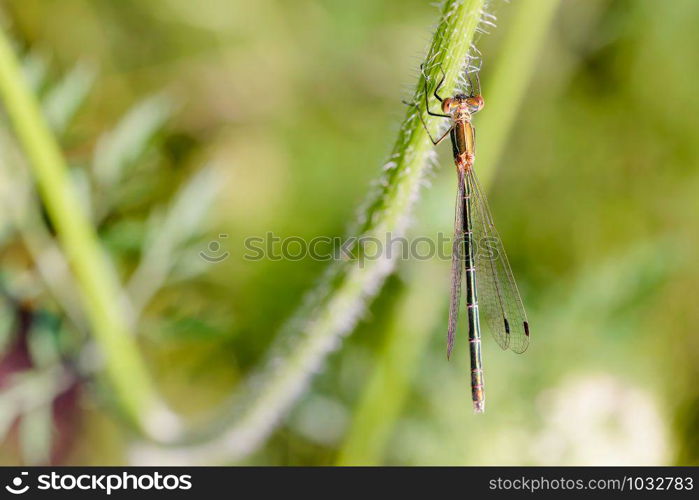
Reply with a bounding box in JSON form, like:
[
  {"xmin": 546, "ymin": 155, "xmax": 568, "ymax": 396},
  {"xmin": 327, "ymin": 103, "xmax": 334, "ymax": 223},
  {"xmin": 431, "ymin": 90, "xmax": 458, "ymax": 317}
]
[{"xmin": 443, "ymin": 94, "xmax": 483, "ymax": 171}]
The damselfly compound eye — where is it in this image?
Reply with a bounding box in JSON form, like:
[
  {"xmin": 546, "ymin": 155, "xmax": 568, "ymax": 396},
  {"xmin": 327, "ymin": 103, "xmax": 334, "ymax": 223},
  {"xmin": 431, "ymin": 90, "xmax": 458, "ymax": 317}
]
[
  {"xmin": 441, "ymin": 97, "xmax": 454, "ymax": 113},
  {"xmin": 468, "ymin": 95, "xmax": 484, "ymax": 113}
]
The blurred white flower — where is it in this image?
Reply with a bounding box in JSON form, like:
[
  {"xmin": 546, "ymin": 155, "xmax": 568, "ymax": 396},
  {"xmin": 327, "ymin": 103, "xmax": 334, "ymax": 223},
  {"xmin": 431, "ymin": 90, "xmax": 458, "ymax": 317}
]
[{"xmin": 532, "ymin": 374, "xmax": 670, "ymax": 465}]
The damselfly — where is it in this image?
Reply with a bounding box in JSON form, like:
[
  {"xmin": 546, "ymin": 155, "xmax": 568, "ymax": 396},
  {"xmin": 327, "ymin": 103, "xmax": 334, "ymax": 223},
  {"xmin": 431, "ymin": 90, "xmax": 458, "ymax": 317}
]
[{"xmin": 413, "ymin": 65, "xmax": 529, "ymax": 413}]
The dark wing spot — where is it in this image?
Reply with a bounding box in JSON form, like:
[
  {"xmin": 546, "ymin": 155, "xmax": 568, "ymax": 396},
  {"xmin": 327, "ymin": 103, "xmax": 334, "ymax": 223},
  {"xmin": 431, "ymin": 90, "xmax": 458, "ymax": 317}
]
[
  {"xmin": 523, "ymin": 321, "xmax": 530, "ymax": 337},
  {"xmin": 503, "ymin": 317, "xmax": 510, "ymax": 335}
]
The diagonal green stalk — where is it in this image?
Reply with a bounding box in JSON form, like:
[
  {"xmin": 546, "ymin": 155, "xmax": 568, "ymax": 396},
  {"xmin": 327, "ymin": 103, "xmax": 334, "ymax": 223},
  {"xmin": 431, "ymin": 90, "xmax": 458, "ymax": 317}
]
[
  {"xmin": 336, "ymin": 0, "xmax": 560, "ymax": 465},
  {"xmin": 131, "ymin": 0, "xmax": 487, "ymax": 463},
  {"xmin": 0, "ymin": 29, "xmax": 170, "ymax": 436}
]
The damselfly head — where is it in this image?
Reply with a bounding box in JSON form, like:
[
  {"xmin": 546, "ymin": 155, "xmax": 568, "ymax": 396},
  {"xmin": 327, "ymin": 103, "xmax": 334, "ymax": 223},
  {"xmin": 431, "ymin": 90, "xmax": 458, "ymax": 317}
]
[
  {"xmin": 441, "ymin": 95, "xmax": 467, "ymax": 113},
  {"xmin": 441, "ymin": 94, "xmax": 484, "ymax": 116}
]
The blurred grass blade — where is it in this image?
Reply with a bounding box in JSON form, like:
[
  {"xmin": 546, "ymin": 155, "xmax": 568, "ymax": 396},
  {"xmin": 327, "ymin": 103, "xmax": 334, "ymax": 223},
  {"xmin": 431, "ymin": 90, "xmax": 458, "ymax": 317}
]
[
  {"xmin": 475, "ymin": 0, "xmax": 560, "ymax": 185},
  {"xmin": 20, "ymin": 50, "xmax": 47, "ymax": 93},
  {"xmin": 27, "ymin": 313, "xmax": 62, "ymax": 368},
  {"xmin": 93, "ymin": 94, "xmax": 172, "ymax": 192},
  {"xmin": 0, "ymin": 28, "xmax": 174, "ymax": 437},
  {"xmin": 0, "ymin": 367, "xmax": 71, "ymax": 447},
  {"xmin": 19, "ymin": 403, "xmax": 53, "ymax": 465},
  {"xmin": 0, "ymin": 298, "xmax": 14, "ymax": 352},
  {"xmin": 127, "ymin": 164, "xmax": 223, "ymax": 319},
  {"xmin": 0, "ymin": 128, "xmax": 88, "ymax": 333},
  {"xmin": 43, "ymin": 62, "xmax": 96, "ymax": 133},
  {"xmin": 67, "ymin": 167, "xmax": 94, "ymax": 224}
]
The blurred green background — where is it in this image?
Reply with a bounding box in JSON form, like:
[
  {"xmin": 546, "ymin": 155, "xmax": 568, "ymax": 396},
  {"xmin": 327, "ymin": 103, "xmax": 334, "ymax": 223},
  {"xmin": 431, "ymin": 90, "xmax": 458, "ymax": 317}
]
[{"xmin": 0, "ymin": 0, "xmax": 698, "ymax": 465}]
